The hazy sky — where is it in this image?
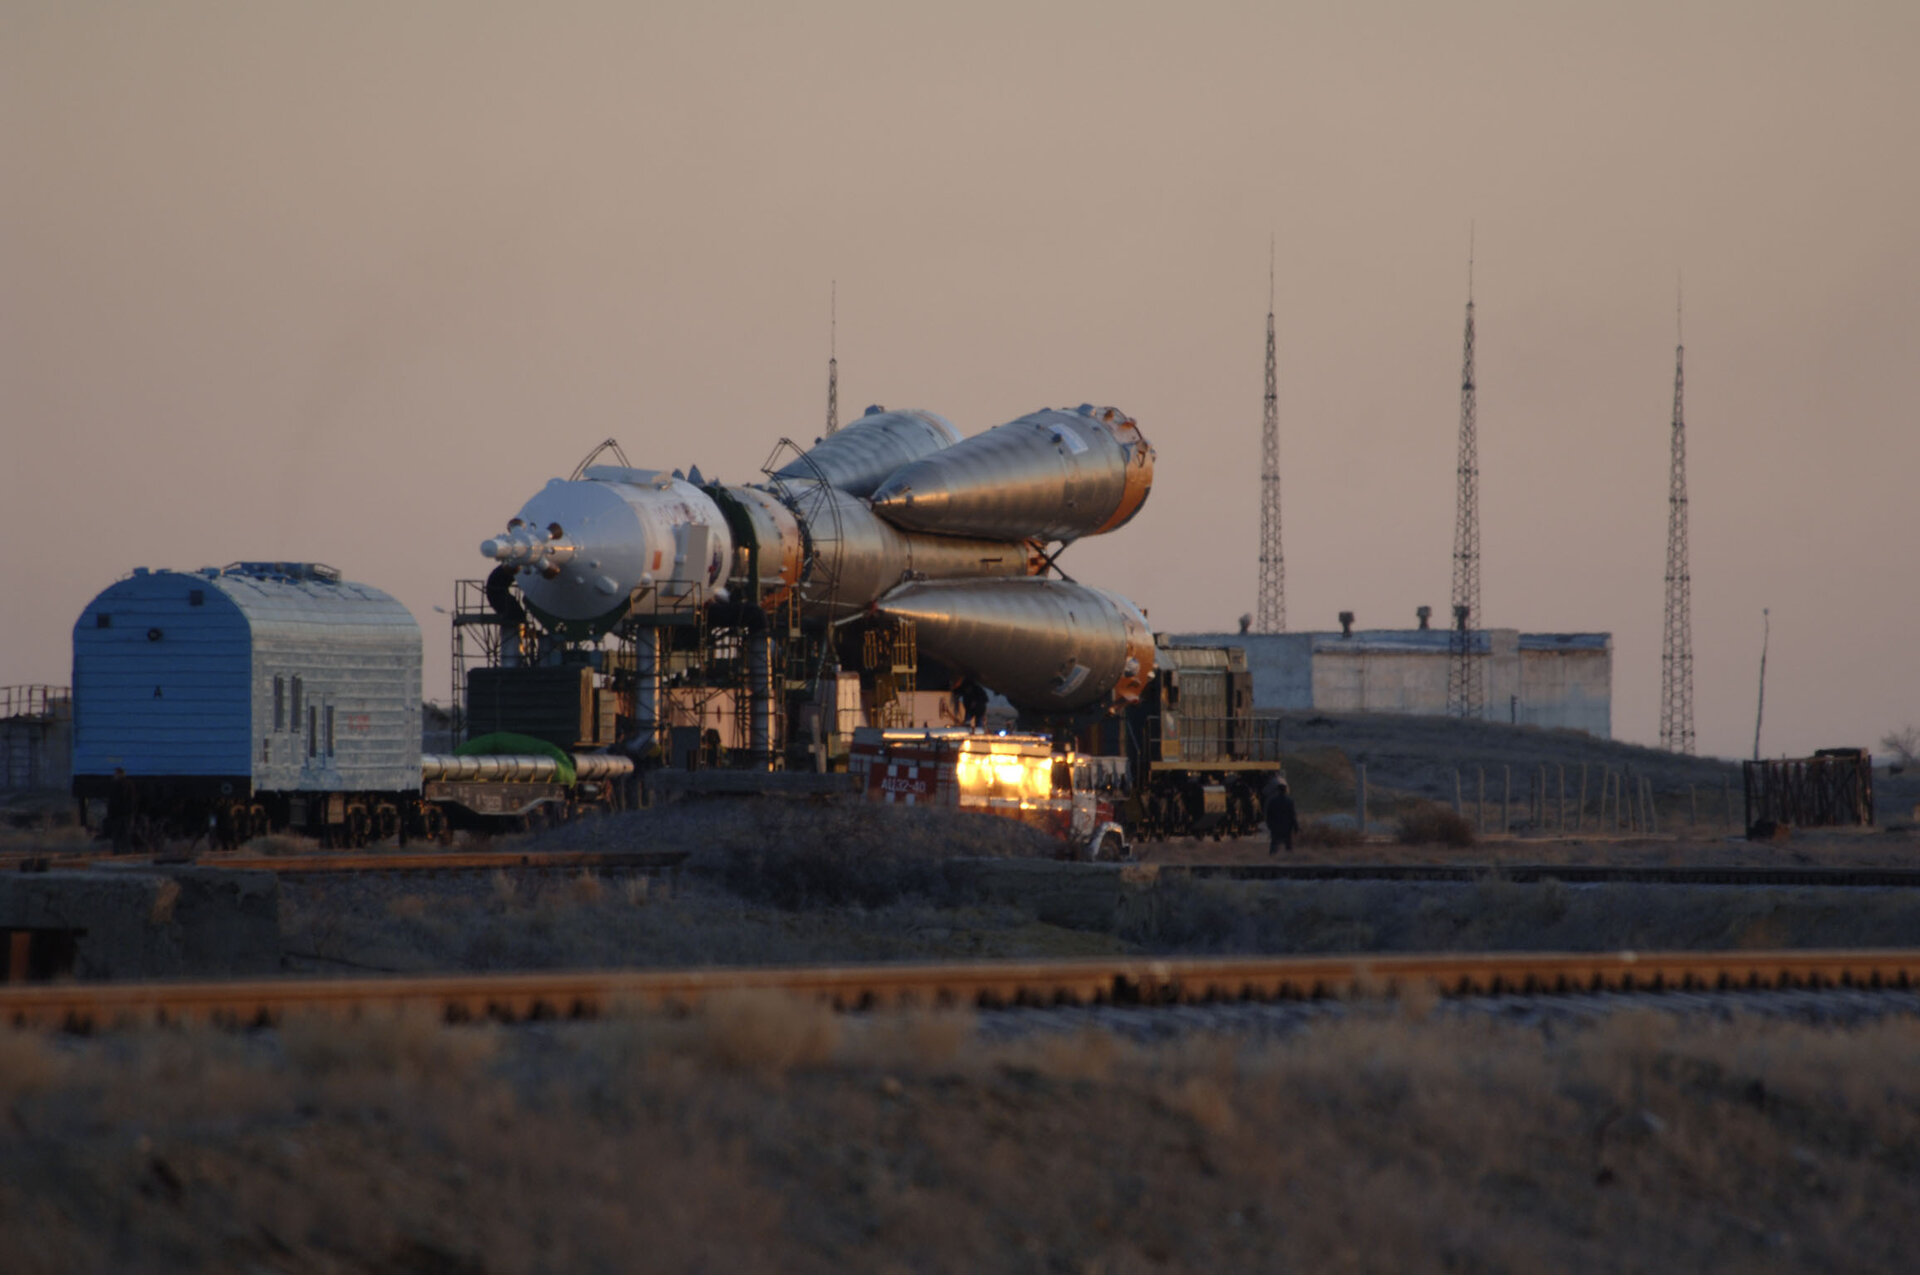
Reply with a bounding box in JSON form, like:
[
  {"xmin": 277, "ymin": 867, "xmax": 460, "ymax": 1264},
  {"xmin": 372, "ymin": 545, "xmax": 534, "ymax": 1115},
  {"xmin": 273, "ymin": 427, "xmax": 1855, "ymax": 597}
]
[{"xmin": 5, "ymin": 1, "xmax": 1916, "ymax": 760}]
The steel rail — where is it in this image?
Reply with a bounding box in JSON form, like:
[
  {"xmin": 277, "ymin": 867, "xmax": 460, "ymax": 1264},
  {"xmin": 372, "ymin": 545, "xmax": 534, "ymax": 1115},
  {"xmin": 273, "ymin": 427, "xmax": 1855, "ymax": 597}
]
[
  {"xmin": 17, "ymin": 851, "xmax": 1918, "ymax": 890},
  {"xmin": 7, "ymin": 849, "xmax": 687, "ymax": 876},
  {"xmin": 1173, "ymin": 863, "xmax": 1920, "ymax": 888},
  {"xmin": 7, "ymin": 949, "xmax": 1920, "ymax": 1031}
]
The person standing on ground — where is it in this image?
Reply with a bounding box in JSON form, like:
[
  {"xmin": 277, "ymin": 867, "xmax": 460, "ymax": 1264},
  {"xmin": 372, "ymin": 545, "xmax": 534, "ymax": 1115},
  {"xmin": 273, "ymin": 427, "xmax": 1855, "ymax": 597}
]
[{"xmin": 1265, "ymin": 780, "xmax": 1299, "ymax": 855}]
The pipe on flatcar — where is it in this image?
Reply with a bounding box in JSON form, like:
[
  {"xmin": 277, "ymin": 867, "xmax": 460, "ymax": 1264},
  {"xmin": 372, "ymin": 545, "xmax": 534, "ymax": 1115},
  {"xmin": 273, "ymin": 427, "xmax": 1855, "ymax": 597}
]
[{"xmin": 421, "ymin": 754, "xmax": 635, "ymax": 783}]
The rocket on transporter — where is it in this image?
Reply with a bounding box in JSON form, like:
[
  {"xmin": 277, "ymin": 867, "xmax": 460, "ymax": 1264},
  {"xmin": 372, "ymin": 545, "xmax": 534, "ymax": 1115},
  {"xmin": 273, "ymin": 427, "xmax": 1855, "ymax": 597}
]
[{"xmin": 479, "ymin": 403, "xmax": 1158, "ymax": 726}]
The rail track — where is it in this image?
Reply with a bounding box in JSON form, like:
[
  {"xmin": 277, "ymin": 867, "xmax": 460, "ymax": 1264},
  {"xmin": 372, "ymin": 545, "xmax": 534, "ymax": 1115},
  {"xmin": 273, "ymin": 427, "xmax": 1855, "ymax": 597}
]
[
  {"xmin": 1170, "ymin": 863, "xmax": 1920, "ymax": 887},
  {"xmin": 7, "ymin": 949, "xmax": 1920, "ymax": 1031},
  {"xmin": 5, "ymin": 848, "xmax": 687, "ymax": 877},
  {"xmin": 8, "ymin": 847, "xmax": 1915, "ymax": 889}
]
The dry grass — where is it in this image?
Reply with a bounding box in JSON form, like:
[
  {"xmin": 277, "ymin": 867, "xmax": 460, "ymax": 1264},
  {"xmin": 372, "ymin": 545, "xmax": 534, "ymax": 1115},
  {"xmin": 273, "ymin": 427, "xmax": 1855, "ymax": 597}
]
[
  {"xmin": 1121, "ymin": 877, "xmax": 1920, "ymax": 956},
  {"xmin": 1397, "ymin": 803, "xmax": 1478, "ymax": 847},
  {"xmin": 7, "ymin": 1005, "xmax": 1920, "ymax": 1271},
  {"xmin": 1296, "ymin": 818, "xmax": 1364, "ymax": 848},
  {"xmin": 696, "ymin": 989, "xmax": 841, "ymax": 1077},
  {"xmin": 0, "ymin": 822, "xmax": 91, "ymax": 854},
  {"xmin": 1277, "ymin": 746, "xmax": 1356, "ymax": 814}
]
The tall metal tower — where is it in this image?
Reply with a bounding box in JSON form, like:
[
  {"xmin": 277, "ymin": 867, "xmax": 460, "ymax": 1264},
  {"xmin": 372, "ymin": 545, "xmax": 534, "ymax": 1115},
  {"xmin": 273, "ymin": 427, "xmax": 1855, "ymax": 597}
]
[
  {"xmin": 1255, "ymin": 242, "xmax": 1286, "ymax": 632},
  {"xmin": 824, "ymin": 282, "xmax": 839, "ymax": 436},
  {"xmin": 1660, "ymin": 289, "xmax": 1696, "ymax": 754},
  {"xmin": 1447, "ymin": 243, "xmax": 1484, "ymax": 718}
]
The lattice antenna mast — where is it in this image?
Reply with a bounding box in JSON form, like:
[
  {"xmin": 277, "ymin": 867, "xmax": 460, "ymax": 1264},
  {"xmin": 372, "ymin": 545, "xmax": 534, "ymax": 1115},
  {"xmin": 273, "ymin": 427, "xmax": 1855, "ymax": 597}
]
[
  {"xmin": 1256, "ymin": 238, "xmax": 1286, "ymax": 632},
  {"xmin": 1447, "ymin": 234, "xmax": 1484, "ymax": 718},
  {"xmin": 824, "ymin": 282, "xmax": 839, "ymax": 436},
  {"xmin": 1660, "ymin": 281, "xmax": 1696, "ymax": 754}
]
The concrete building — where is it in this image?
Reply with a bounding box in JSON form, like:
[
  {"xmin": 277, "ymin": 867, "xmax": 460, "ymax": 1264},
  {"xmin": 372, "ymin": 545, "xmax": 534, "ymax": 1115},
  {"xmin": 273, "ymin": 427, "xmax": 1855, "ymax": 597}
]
[{"xmin": 1168, "ymin": 625, "xmax": 1611, "ymax": 737}]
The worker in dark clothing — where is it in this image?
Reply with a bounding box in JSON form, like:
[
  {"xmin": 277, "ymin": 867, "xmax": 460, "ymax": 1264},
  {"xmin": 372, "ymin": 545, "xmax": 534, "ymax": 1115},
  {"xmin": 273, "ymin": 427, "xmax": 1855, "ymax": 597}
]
[
  {"xmin": 1265, "ymin": 780, "xmax": 1299, "ymax": 855},
  {"xmin": 952, "ymin": 678, "xmax": 989, "ymax": 730}
]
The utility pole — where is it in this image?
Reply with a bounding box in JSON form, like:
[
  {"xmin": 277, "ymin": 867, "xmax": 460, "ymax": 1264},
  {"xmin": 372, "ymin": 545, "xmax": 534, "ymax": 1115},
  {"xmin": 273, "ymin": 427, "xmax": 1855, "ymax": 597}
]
[
  {"xmin": 824, "ymin": 282, "xmax": 839, "ymax": 436},
  {"xmin": 1753, "ymin": 607, "xmax": 1770, "ymax": 761},
  {"xmin": 1256, "ymin": 239, "xmax": 1286, "ymax": 632},
  {"xmin": 1660, "ymin": 284, "xmax": 1696, "ymax": 754},
  {"xmin": 1447, "ymin": 234, "xmax": 1484, "ymax": 718}
]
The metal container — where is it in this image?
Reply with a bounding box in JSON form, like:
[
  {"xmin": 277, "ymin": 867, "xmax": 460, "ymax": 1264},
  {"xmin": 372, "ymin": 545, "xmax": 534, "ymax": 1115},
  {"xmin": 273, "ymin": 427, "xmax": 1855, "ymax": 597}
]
[
  {"xmin": 869, "ymin": 405, "xmax": 1154, "ymax": 543},
  {"xmin": 780, "ymin": 483, "xmax": 1035, "ymax": 622},
  {"xmin": 71, "ymin": 563, "xmax": 421, "ymax": 795},
  {"xmin": 873, "ymin": 578, "xmax": 1156, "ymax": 713},
  {"xmin": 480, "ymin": 466, "xmax": 735, "ymax": 631},
  {"xmin": 773, "ymin": 408, "xmax": 961, "ymax": 496}
]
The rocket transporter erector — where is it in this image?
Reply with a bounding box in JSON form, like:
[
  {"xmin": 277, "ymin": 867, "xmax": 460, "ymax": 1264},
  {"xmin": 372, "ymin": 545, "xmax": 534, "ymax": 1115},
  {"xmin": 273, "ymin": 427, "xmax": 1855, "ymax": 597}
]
[{"xmin": 480, "ymin": 404, "xmax": 1157, "ymax": 715}]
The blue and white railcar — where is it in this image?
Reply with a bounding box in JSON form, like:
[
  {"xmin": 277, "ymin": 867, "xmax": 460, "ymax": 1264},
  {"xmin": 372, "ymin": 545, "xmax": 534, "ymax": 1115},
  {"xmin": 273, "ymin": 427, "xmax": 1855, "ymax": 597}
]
[{"xmin": 71, "ymin": 563, "xmax": 423, "ymax": 844}]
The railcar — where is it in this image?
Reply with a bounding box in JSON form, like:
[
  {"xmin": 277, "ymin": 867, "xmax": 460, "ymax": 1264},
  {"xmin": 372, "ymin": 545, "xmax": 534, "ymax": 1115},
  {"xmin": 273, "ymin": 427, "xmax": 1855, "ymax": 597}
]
[{"xmin": 70, "ymin": 563, "xmax": 629, "ymax": 848}]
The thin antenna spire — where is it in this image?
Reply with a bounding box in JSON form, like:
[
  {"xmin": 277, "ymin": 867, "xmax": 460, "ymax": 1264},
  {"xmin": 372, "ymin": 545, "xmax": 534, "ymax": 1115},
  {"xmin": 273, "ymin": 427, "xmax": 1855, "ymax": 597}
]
[
  {"xmin": 1448, "ymin": 231, "xmax": 1484, "ymax": 718},
  {"xmin": 1256, "ymin": 237, "xmax": 1286, "ymax": 632},
  {"xmin": 1660, "ymin": 277, "xmax": 1696, "ymax": 755},
  {"xmin": 1753, "ymin": 608, "xmax": 1770, "ymax": 761},
  {"xmin": 824, "ymin": 282, "xmax": 839, "ymax": 436}
]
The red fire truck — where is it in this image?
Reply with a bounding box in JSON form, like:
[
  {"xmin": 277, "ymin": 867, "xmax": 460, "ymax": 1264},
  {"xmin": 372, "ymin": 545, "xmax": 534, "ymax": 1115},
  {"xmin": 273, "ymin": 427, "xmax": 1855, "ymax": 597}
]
[{"xmin": 849, "ymin": 727, "xmax": 1130, "ymax": 860}]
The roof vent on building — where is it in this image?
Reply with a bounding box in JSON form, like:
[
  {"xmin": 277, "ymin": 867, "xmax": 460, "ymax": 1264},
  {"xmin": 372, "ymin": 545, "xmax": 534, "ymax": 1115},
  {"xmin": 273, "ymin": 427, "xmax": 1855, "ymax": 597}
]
[
  {"xmin": 1338, "ymin": 611, "xmax": 1354, "ymax": 638},
  {"xmin": 1417, "ymin": 605, "xmax": 1431, "ymax": 630}
]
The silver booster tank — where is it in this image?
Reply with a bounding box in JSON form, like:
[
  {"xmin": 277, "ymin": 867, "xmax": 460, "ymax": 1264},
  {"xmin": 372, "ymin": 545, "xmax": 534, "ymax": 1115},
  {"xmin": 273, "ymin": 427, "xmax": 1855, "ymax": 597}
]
[
  {"xmin": 871, "ymin": 577, "xmax": 1156, "ymax": 713},
  {"xmin": 773, "ymin": 408, "xmax": 962, "ymax": 497},
  {"xmin": 868, "ymin": 404, "xmax": 1154, "ymax": 544},
  {"xmin": 783, "ymin": 483, "xmax": 1037, "ymax": 622}
]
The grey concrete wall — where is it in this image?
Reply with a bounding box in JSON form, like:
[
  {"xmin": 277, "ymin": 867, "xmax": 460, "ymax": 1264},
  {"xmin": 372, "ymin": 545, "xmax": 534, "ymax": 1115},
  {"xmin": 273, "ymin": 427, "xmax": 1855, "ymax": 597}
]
[
  {"xmin": 1519, "ymin": 647, "xmax": 1612, "ymax": 737},
  {"xmin": 1313, "ymin": 650, "xmax": 1452, "ymax": 714},
  {"xmin": 1167, "ymin": 628, "xmax": 1611, "ymax": 738}
]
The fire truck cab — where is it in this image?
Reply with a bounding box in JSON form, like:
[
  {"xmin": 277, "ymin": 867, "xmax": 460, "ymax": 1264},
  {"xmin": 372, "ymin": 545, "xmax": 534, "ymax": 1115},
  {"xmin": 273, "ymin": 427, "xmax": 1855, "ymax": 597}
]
[{"xmin": 848, "ymin": 728, "xmax": 1130, "ymax": 861}]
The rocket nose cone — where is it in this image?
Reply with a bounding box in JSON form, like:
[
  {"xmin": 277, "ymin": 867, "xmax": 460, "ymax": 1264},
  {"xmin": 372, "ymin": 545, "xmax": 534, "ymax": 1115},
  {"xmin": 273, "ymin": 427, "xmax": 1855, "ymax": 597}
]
[{"xmin": 870, "ymin": 471, "xmax": 952, "ymax": 523}]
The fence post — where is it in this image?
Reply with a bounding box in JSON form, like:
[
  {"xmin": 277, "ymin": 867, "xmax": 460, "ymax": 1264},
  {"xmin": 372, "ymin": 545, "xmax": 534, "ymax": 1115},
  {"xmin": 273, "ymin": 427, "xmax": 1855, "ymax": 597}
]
[
  {"xmin": 1477, "ymin": 767, "xmax": 1487, "ymax": 834},
  {"xmin": 1454, "ymin": 769, "xmax": 1463, "ymax": 816},
  {"xmin": 1357, "ymin": 762, "xmax": 1368, "ymax": 834},
  {"xmin": 1689, "ymin": 785, "xmax": 1697, "ymax": 831},
  {"xmin": 1559, "ymin": 764, "xmax": 1567, "ymax": 835},
  {"xmin": 1644, "ymin": 777, "xmax": 1658, "ymax": 836},
  {"xmin": 1578, "ymin": 764, "xmax": 1588, "ymax": 835},
  {"xmin": 1502, "ymin": 765, "xmax": 1512, "ymax": 835}
]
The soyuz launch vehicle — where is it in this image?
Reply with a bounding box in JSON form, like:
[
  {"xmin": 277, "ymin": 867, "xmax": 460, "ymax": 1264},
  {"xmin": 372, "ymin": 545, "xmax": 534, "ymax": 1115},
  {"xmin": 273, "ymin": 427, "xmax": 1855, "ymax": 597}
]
[{"xmin": 479, "ymin": 404, "xmax": 1158, "ymax": 751}]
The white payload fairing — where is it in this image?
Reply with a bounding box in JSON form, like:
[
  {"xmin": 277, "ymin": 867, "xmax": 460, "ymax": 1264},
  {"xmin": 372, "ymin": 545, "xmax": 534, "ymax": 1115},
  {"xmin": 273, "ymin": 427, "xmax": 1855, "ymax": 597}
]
[{"xmin": 479, "ymin": 404, "xmax": 1159, "ymax": 715}]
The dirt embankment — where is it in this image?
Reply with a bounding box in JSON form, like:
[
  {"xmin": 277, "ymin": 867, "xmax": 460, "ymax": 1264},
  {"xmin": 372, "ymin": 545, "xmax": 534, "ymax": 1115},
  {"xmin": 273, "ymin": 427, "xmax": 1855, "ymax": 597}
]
[
  {"xmin": 271, "ymin": 803, "xmax": 1920, "ymax": 978},
  {"xmin": 1267, "ymin": 710, "xmax": 1920, "ymax": 835}
]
